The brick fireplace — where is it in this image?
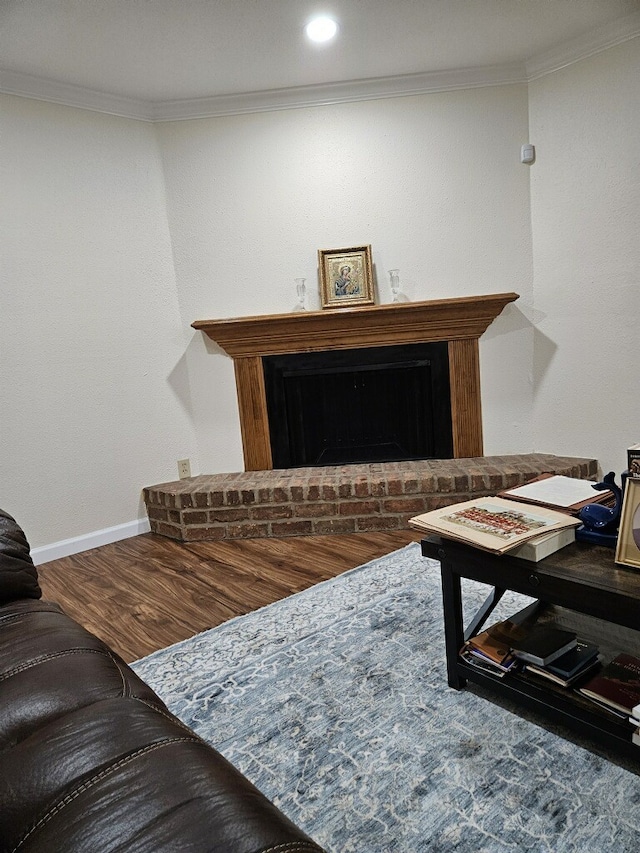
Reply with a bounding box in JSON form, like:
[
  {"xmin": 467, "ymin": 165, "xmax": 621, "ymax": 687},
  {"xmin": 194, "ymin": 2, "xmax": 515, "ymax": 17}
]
[{"xmin": 144, "ymin": 454, "xmax": 599, "ymax": 542}]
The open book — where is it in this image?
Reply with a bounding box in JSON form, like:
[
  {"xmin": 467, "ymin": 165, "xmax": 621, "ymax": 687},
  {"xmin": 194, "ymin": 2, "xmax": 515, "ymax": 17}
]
[
  {"xmin": 497, "ymin": 474, "xmax": 614, "ymax": 513},
  {"xmin": 409, "ymin": 496, "xmax": 581, "ymax": 554}
]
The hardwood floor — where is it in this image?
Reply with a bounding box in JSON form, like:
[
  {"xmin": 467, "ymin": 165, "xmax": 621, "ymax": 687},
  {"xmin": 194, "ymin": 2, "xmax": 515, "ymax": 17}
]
[{"xmin": 37, "ymin": 530, "xmax": 423, "ymax": 663}]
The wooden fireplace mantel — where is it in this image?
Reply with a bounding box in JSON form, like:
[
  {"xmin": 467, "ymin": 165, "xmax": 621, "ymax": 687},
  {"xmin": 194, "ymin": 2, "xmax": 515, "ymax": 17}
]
[
  {"xmin": 192, "ymin": 293, "xmax": 519, "ymax": 358},
  {"xmin": 192, "ymin": 293, "xmax": 519, "ymax": 470}
]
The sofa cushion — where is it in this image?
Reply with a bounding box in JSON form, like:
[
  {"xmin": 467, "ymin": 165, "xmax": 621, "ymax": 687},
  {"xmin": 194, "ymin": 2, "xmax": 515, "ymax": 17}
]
[
  {"xmin": 0, "ymin": 696, "xmax": 321, "ymax": 853},
  {"xmin": 0, "ymin": 509, "xmax": 41, "ymax": 605},
  {"xmin": 0, "ymin": 601, "xmax": 166, "ymax": 749}
]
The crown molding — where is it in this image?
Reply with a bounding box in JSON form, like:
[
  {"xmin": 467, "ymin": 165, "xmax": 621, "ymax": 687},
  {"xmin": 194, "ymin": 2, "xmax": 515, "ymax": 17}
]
[
  {"xmin": 150, "ymin": 64, "xmax": 526, "ymax": 121},
  {"xmin": 0, "ymin": 64, "xmax": 526, "ymax": 123},
  {"xmin": 0, "ymin": 69, "xmax": 153, "ymax": 120},
  {"xmin": 526, "ymin": 10, "xmax": 640, "ymax": 80},
  {"xmin": 1, "ymin": 12, "xmax": 638, "ymax": 122}
]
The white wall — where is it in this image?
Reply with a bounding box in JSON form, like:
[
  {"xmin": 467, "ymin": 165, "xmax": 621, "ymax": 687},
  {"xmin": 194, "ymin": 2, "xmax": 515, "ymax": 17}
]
[
  {"xmin": 4, "ymin": 39, "xmax": 637, "ymax": 554},
  {"xmin": 0, "ymin": 95, "xmax": 199, "ymax": 550},
  {"xmin": 157, "ymin": 84, "xmax": 535, "ymax": 474},
  {"xmin": 528, "ymin": 39, "xmax": 640, "ymax": 477}
]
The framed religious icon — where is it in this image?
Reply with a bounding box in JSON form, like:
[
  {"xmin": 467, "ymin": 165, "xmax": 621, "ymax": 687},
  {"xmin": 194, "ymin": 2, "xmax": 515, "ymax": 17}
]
[
  {"xmin": 615, "ymin": 478, "xmax": 640, "ymax": 569},
  {"xmin": 318, "ymin": 245, "xmax": 374, "ymax": 309}
]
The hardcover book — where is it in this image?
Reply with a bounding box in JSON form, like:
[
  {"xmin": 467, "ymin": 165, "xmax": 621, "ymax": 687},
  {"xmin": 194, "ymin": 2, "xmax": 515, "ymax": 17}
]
[
  {"xmin": 465, "ymin": 628, "xmax": 512, "ymax": 666},
  {"xmin": 465, "ymin": 617, "xmax": 535, "ymax": 664},
  {"xmin": 408, "ymin": 497, "xmax": 580, "ymax": 554},
  {"xmin": 545, "ymin": 640, "xmax": 600, "ymax": 679},
  {"xmin": 510, "ymin": 624, "xmax": 577, "ymax": 666},
  {"xmin": 509, "ymin": 526, "xmax": 576, "ymax": 562},
  {"xmin": 464, "ymin": 619, "xmax": 526, "ymax": 666},
  {"xmin": 579, "ymin": 653, "xmax": 640, "ymax": 715},
  {"xmin": 628, "ymin": 444, "xmax": 640, "ymax": 479},
  {"xmin": 525, "ymin": 658, "xmax": 600, "ymax": 688}
]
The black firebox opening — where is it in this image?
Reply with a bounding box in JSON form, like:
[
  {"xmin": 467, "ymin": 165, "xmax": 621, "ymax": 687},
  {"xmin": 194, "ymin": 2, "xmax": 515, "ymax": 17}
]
[{"xmin": 263, "ymin": 343, "xmax": 453, "ymax": 468}]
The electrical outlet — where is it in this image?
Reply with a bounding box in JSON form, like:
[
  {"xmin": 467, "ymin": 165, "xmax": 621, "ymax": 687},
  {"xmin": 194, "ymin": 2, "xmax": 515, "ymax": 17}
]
[{"xmin": 177, "ymin": 459, "xmax": 191, "ymax": 479}]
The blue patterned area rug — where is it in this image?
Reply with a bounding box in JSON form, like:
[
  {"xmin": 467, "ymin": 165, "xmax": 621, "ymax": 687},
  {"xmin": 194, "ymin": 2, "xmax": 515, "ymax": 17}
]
[{"xmin": 132, "ymin": 544, "xmax": 640, "ymax": 852}]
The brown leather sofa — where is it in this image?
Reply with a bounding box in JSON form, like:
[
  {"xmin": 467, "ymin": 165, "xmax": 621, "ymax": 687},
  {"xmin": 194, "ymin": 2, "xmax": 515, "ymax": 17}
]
[{"xmin": 0, "ymin": 509, "xmax": 325, "ymax": 853}]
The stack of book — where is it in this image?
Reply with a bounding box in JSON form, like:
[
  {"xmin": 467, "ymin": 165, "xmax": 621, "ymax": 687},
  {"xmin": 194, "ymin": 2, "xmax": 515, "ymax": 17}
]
[
  {"xmin": 409, "ymin": 496, "xmax": 581, "ymax": 557},
  {"xmin": 460, "ymin": 619, "xmax": 583, "ymax": 680},
  {"xmin": 460, "ymin": 620, "xmax": 520, "ymax": 678},
  {"xmin": 523, "ymin": 640, "xmax": 601, "ymax": 687},
  {"xmin": 510, "ymin": 624, "xmax": 577, "ymax": 664},
  {"xmin": 409, "ymin": 475, "xmax": 616, "ymax": 561}
]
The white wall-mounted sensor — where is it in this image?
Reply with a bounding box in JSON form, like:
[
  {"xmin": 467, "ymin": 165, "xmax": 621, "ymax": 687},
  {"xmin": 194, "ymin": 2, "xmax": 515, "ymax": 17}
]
[{"xmin": 521, "ymin": 144, "xmax": 536, "ymax": 165}]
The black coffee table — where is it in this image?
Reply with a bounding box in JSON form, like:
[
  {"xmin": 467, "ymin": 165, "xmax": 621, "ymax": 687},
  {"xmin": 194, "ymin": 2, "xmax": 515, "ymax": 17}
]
[{"xmin": 421, "ymin": 535, "xmax": 640, "ymax": 757}]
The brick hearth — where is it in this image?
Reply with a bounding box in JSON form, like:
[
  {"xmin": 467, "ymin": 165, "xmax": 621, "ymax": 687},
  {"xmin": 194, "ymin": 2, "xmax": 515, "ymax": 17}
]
[{"xmin": 144, "ymin": 454, "xmax": 598, "ymax": 543}]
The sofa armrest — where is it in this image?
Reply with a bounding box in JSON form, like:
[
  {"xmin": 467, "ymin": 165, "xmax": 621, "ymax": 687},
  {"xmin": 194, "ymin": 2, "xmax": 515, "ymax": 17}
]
[{"xmin": 0, "ymin": 509, "xmax": 41, "ymax": 605}]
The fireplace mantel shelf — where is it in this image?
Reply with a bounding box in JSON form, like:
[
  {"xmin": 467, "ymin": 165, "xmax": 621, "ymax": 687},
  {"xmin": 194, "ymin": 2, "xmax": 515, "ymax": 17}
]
[
  {"xmin": 192, "ymin": 293, "xmax": 519, "ymax": 471},
  {"xmin": 192, "ymin": 293, "xmax": 519, "ymax": 358}
]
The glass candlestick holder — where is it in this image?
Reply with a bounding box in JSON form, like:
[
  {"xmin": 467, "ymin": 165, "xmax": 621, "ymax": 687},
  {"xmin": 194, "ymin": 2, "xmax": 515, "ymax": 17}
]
[
  {"xmin": 389, "ymin": 269, "xmax": 400, "ymax": 300},
  {"xmin": 388, "ymin": 269, "xmax": 409, "ymax": 303},
  {"xmin": 293, "ymin": 277, "xmax": 307, "ymax": 312}
]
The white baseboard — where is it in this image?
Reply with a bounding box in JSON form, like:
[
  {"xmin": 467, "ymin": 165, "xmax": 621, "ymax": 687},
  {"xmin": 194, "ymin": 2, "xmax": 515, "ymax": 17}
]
[{"xmin": 31, "ymin": 517, "xmax": 151, "ymax": 566}]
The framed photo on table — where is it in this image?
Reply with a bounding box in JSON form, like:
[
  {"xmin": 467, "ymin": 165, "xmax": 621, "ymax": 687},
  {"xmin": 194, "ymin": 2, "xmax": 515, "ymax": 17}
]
[
  {"xmin": 318, "ymin": 245, "xmax": 374, "ymax": 309},
  {"xmin": 615, "ymin": 478, "xmax": 640, "ymax": 569}
]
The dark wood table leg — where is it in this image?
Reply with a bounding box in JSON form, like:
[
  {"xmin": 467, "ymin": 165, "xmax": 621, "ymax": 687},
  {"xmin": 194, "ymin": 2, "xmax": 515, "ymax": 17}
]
[
  {"xmin": 464, "ymin": 586, "xmax": 506, "ymax": 642},
  {"xmin": 440, "ymin": 559, "xmax": 466, "ymax": 689}
]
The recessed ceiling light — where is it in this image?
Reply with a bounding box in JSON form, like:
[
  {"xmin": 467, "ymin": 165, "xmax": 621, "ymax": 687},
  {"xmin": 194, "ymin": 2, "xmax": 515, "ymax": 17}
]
[{"xmin": 305, "ymin": 16, "xmax": 338, "ymax": 43}]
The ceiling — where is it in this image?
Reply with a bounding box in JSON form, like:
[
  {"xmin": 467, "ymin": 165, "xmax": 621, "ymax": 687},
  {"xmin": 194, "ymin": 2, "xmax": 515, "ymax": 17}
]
[{"xmin": 1, "ymin": 0, "xmax": 639, "ymax": 119}]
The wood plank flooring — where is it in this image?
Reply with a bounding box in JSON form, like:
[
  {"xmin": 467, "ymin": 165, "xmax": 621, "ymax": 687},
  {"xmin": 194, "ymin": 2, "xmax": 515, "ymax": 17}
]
[{"xmin": 37, "ymin": 531, "xmax": 423, "ymax": 663}]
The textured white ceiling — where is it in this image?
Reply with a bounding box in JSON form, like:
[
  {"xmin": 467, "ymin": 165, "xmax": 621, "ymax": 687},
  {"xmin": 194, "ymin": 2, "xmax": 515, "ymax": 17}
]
[{"xmin": 1, "ymin": 0, "xmax": 639, "ymax": 104}]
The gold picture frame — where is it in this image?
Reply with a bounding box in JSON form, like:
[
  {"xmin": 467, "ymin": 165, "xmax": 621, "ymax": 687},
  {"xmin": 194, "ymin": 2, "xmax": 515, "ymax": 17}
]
[
  {"xmin": 615, "ymin": 477, "xmax": 640, "ymax": 569},
  {"xmin": 318, "ymin": 245, "xmax": 374, "ymax": 309}
]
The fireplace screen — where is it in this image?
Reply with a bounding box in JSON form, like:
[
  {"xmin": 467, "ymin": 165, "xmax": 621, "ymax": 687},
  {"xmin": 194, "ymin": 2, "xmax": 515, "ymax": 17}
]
[{"xmin": 263, "ymin": 343, "xmax": 453, "ymax": 468}]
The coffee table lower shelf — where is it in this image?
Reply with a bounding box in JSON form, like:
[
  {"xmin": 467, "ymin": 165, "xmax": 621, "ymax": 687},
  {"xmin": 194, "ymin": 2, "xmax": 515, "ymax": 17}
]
[{"xmin": 457, "ymin": 659, "xmax": 636, "ymax": 754}]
